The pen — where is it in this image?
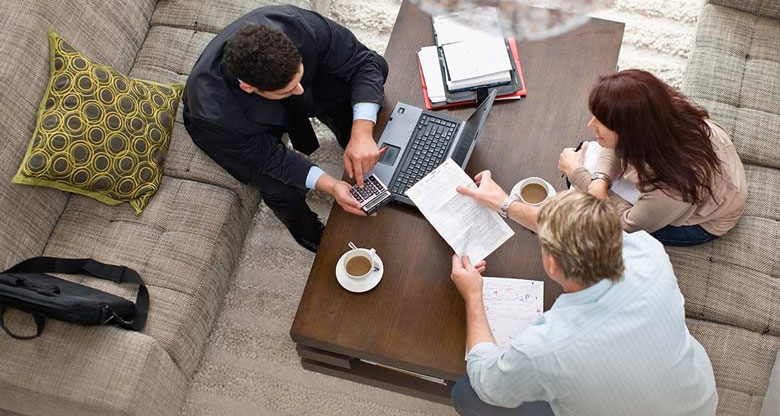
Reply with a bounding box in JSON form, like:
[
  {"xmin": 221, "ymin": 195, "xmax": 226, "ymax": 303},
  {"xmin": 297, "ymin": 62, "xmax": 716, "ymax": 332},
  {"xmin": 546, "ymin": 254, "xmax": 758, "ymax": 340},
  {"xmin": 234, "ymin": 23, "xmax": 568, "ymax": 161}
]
[
  {"xmin": 574, "ymin": 140, "xmax": 584, "ymax": 152},
  {"xmin": 561, "ymin": 140, "xmax": 585, "ymax": 179}
]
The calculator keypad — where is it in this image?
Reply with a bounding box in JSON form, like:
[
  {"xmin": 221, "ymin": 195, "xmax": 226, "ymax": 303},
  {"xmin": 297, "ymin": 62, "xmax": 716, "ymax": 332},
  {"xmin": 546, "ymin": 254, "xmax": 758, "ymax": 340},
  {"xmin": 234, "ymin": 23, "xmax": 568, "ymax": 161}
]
[{"xmin": 350, "ymin": 174, "xmax": 392, "ymax": 215}]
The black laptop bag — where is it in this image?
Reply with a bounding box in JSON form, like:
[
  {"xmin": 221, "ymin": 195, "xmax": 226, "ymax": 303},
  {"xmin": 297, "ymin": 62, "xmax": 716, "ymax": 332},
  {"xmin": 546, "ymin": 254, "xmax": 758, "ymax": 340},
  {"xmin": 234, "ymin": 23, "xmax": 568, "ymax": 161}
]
[{"xmin": 0, "ymin": 256, "xmax": 149, "ymax": 339}]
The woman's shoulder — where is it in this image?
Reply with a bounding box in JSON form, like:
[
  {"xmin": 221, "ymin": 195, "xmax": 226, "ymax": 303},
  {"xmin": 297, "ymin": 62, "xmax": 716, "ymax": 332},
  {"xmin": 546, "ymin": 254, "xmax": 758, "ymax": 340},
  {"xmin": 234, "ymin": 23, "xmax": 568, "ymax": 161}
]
[{"xmin": 703, "ymin": 119, "xmax": 733, "ymax": 147}]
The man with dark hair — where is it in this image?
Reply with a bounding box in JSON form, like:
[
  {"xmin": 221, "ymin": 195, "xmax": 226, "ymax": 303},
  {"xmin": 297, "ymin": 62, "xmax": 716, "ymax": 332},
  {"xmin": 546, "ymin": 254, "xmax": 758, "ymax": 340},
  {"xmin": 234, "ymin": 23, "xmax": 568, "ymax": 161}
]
[{"xmin": 183, "ymin": 5, "xmax": 388, "ymax": 252}]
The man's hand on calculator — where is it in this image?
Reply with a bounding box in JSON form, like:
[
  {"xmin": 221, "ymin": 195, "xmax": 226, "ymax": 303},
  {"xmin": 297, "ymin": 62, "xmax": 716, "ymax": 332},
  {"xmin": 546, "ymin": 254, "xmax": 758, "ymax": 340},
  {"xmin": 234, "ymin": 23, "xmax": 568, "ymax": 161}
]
[
  {"xmin": 333, "ymin": 181, "xmax": 370, "ymax": 216},
  {"xmin": 349, "ymin": 174, "xmax": 392, "ymax": 215},
  {"xmin": 315, "ymin": 173, "xmax": 367, "ymax": 216}
]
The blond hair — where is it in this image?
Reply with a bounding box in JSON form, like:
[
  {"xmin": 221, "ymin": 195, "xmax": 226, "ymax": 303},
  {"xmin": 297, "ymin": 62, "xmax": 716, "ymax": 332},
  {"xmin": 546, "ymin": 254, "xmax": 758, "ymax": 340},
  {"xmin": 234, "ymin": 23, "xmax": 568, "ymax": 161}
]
[{"xmin": 537, "ymin": 190, "xmax": 624, "ymax": 286}]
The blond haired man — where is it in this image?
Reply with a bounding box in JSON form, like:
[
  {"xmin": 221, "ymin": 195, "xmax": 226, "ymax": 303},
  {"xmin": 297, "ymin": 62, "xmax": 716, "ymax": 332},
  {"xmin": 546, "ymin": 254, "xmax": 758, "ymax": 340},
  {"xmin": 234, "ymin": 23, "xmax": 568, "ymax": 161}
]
[{"xmin": 450, "ymin": 171, "xmax": 717, "ymax": 416}]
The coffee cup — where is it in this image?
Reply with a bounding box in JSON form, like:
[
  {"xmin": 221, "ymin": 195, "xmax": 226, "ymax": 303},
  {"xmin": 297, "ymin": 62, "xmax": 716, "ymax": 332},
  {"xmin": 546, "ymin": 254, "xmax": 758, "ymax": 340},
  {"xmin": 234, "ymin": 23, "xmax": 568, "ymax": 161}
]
[
  {"xmin": 343, "ymin": 248, "xmax": 377, "ymax": 279},
  {"xmin": 512, "ymin": 177, "xmax": 556, "ymax": 206}
]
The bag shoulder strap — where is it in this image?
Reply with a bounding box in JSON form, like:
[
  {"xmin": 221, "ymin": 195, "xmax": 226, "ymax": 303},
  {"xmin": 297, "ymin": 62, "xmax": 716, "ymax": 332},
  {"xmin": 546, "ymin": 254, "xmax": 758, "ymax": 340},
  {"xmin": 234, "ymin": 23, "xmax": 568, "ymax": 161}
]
[
  {"xmin": 2, "ymin": 257, "xmax": 148, "ymax": 331},
  {"xmin": 0, "ymin": 304, "xmax": 45, "ymax": 340}
]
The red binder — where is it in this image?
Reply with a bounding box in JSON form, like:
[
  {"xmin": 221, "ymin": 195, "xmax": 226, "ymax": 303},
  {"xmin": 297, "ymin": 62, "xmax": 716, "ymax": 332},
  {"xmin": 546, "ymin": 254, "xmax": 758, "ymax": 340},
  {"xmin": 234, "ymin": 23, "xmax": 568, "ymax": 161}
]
[{"xmin": 418, "ymin": 37, "xmax": 526, "ymax": 110}]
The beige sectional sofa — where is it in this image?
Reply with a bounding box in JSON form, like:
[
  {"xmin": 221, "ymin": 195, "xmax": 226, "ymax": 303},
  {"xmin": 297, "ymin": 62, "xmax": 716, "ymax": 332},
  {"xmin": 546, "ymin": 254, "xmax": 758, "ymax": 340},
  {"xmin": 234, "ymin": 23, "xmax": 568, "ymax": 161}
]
[
  {"xmin": 675, "ymin": 1, "xmax": 780, "ymax": 415},
  {"xmin": 0, "ymin": 1, "xmax": 318, "ymax": 415}
]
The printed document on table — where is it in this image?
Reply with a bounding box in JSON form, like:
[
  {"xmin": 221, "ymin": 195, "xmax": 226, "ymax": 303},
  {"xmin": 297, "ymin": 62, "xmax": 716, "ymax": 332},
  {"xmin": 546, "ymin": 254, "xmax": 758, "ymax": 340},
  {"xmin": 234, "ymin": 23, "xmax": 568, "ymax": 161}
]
[
  {"xmin": 581, "ymin": 141, "xmax": 641, "ymax": 204},
  {"xmin": 482, "ymin": 277, "xmax": 544, "ymax": 352},
  {"xmin": 405, "ymin": 159, "xmax": 514, "ymax": 264}
]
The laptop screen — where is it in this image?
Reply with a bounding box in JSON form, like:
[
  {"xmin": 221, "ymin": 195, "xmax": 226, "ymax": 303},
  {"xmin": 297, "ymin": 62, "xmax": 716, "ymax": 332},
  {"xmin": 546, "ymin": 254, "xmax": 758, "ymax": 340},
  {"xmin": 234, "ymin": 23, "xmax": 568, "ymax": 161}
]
[
  {"xmin": 450, "ymin": 90, "xmax": 497, "ymax": 164},
  {"xmin": 461, "ymin": 90, "xmax": 497, "ymax": 143}
]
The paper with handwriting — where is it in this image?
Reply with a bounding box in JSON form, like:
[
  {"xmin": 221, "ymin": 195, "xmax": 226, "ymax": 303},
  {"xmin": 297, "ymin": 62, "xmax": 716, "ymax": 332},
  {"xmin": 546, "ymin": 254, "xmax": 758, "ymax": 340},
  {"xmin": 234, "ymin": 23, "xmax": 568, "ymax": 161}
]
[{"xmin": 482, "ymin": 277, "xmax": 544, "ymax": 351}]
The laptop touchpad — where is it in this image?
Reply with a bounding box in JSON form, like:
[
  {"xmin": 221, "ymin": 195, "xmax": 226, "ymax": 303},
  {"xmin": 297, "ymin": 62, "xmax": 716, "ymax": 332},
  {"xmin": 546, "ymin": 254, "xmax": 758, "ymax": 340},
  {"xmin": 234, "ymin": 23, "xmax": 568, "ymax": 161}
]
[{"xmin": 379, "ymin": 144, "xmax": 401, "ymax": 165}]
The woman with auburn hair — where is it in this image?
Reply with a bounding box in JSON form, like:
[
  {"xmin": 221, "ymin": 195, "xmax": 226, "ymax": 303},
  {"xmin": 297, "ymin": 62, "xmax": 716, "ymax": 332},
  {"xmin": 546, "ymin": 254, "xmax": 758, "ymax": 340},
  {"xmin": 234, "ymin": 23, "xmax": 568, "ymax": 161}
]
[{"xmin": 558, "ymin": 69, "xmax": 747, "ymax": 246}]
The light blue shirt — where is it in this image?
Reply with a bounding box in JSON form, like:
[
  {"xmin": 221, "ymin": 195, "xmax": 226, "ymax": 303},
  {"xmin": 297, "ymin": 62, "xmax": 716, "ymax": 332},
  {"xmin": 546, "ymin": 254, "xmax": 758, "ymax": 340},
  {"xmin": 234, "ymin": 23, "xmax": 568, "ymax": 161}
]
[
  {"xmin": 304, "ymin": 102, "xmax": 380, "ymax": 189},
  {"xmin": 352, "ymin": 102, "xmax": 381, "ymax": 124},
  {"xmin": 467, "ymin": 231, "xmax": 718, "ymax": 416}
]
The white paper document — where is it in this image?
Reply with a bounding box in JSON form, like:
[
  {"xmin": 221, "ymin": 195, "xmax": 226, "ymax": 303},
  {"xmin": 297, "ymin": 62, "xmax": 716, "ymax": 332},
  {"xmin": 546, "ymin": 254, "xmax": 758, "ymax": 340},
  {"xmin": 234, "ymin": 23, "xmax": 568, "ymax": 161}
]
[
  {"xmin": 405, "ymin": 159, "xmax": 514, "ymax": 264},
  {"xmin": 432, "ymin": 7, "xmax": 505, "ymax": 46},
  {"xmin": 581, "ymin": 141, "xmax": 641, "ymax": 204},
  {"xmin": 433, "ymin": 7, "xmax": 512, "ymax": 83},
  {"xmin": 417, "ymin": 46, "xmax": 446, "ymax": 103},
  {"xmin": 482, "ymin": 277, "xmax": 544, "ymax": 352},
  {"xmin": 442, "ymin": 39, "xmax": 512, "ymax": 82}
]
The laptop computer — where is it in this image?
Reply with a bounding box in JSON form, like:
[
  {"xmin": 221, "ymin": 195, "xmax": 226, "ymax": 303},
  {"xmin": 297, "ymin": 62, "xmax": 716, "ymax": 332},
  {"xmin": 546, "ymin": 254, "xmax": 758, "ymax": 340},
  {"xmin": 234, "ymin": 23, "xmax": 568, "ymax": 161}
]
[{"xmin": 371, "ymin": 89, "xmax": 497, "ymax": 206}]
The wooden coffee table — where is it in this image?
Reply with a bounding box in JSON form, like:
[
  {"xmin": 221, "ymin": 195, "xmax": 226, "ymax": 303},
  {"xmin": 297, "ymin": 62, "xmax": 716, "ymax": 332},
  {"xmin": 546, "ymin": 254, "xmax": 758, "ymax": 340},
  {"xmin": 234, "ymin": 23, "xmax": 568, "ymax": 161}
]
[{"xmin": 290, "ymin": 0, "xmax": 623, "ymax": 404}]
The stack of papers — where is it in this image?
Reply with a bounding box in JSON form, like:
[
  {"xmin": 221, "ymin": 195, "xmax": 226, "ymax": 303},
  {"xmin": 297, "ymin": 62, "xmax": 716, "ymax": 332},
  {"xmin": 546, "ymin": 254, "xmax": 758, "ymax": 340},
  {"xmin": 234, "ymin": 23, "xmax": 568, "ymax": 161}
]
[
  {"xmin": 405, "ymin": 159, "xmax": 514, "ymax": 264},
  {"xmin": 418, "ymin": 46, "xmax": 446, "ymax": 104},
  {"xmin": 442, "ymin": 40, "xmax": 512, "ymax": 91},
  {"xmin": 433, "ymin": 7, "xmax": 512, "ymax": 91},
  {"xmin": 482, "ymin": 277, "xmax": 544, "ymax": 351}
]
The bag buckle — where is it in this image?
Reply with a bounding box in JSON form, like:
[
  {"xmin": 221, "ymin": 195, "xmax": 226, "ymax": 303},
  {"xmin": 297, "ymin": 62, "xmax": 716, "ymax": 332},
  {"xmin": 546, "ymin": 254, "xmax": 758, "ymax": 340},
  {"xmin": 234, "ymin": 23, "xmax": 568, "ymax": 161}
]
[
  {"xmin": 101, "ymin": 306, "xmax": 116, "ymax": 325},
  {"xmin": 101, "ymin": 306, "xmax": 133, "ymax": 327}
]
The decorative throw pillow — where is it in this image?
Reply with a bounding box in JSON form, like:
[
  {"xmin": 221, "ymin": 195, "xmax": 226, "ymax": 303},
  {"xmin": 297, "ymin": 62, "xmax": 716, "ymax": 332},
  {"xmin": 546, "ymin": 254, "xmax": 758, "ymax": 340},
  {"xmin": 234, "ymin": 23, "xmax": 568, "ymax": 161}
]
[{"xmin": 12, "ymin": 31, "xmax": 183, "ymax": 214}]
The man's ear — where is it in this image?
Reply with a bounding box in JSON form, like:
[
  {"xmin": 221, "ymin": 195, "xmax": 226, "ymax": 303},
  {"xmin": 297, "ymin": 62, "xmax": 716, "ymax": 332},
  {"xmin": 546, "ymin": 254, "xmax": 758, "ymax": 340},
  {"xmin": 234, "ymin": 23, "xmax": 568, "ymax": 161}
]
[
  {"xmin": 547, "ymin": 256, "xmax": 564, "ymax": 280},
  {"xmin": 541, "ymin": 249, "xmax": 565, "ymax": 282},
  {"xmin": 238, "ymin": 81, "xmax": 256, "ymax": 94}
]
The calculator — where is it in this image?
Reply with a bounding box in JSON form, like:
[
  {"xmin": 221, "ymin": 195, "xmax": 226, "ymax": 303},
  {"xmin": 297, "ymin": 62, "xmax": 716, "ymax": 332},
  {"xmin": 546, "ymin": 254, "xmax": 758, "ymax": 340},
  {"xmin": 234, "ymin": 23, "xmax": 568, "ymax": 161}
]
[{"xmin": 349, "ymin": 174, "xmax": 393, "ymax": 215}]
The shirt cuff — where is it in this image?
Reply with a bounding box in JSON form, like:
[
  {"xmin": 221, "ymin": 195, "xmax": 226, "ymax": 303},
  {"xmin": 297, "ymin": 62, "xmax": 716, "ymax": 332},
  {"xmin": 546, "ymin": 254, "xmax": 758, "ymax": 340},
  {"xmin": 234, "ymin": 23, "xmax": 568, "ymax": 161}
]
[
  {"xmin": 305, "ymin": 166, "xmax": 326, "ymax": 190},
  {"xmin": 352, "ymin": 102, "xmax": 381, "ymax": 124},
  {"xmin": 466, "ymin": 341, "xmax": 502, "ymax": 362}
]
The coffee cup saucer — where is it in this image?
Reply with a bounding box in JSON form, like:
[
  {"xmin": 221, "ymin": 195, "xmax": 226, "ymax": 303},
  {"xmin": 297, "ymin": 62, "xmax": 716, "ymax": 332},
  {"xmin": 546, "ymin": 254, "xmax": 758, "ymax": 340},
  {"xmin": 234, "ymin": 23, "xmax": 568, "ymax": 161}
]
[
  {"xmin": 510, "ymin": 178, "xmax": 557, "ymax": 204},
  {"xmin": 335, "ymin": 252, "xmax": 384, "ymax": 293}
]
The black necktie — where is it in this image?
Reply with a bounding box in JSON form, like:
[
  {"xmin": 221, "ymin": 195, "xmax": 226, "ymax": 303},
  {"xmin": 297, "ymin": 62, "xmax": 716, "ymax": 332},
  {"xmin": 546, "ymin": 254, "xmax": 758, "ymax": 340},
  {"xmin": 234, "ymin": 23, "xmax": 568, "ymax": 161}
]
[{"xmin": 281, "ymin": 95, "xmax": 319, "ymax": 156}]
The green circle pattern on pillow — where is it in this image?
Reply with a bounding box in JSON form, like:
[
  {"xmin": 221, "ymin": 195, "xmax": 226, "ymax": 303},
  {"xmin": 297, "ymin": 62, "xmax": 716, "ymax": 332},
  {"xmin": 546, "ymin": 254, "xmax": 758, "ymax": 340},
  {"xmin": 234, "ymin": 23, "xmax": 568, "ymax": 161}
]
[{"xmin": 13, "ymin": 31, "xmax": 183, "ymax": 215}]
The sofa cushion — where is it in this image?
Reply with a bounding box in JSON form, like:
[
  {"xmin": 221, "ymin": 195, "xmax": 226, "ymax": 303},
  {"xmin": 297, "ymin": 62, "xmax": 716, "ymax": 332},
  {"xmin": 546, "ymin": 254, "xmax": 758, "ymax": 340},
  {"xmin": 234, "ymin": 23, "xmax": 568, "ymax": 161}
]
[
  {"xmin": 710, "ymin": 0, "xmax": 780, "ymax": 19},
  {"xmin": 12, "ymin": 31, "xmax": 183, "ymax": 215},
  {"xmin": 672, "ymin": 238, "xmax": 778, "ymax": 335},
  {"xmin": 687, "ymin": 98, "xmax": 780, "ymax": 171},
  {"xmin": 32, "ymin": 175, "xmax": 258, "ymax": 376},
  {"xmin": 0, "ymin": 0, "xmax": 156, "ymax": 265},
  {"xmin": 150, "ymin": 0, "xmax": 319, "ymax": 34},
  {"xmin": 668, "ymin": 164, "xmax": 779, "ymax": 336},
  {"xmin": 684, "ymin": 4, "xmax": 780, "ymax": 169},
  {"xmin": 131, "ymin": 26, "xmax": 216, "ymax": 83},
  {"xmin": 128, "ymin": 26, "xmax": 267, "ymax": 207},
  {"xmin": 0, "ymin": 316, "xmax": 186, "ymax": 416},
  {"xmin": 688, "ymin": 319, "xmax": 780, "ymax": 416}
]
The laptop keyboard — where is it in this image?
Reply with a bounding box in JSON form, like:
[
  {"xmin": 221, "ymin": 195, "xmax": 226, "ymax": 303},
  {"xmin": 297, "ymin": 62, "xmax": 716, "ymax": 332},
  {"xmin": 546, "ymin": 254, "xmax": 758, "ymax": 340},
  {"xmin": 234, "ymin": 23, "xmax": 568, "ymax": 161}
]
[{"xmin": 390, "ymin": 114, "xmax": 458, "ymax": 196}]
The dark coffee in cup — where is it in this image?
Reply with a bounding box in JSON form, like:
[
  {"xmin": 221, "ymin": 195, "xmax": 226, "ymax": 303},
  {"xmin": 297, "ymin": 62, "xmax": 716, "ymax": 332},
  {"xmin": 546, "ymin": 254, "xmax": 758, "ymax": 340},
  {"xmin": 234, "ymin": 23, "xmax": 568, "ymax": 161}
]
[
  {"xmin": 346, "ymin": 255, "xmax": 372, "ymax": 277},
  {"xmin": 521, "ymin": 183, "xmax": 548, "ymax": 204}
]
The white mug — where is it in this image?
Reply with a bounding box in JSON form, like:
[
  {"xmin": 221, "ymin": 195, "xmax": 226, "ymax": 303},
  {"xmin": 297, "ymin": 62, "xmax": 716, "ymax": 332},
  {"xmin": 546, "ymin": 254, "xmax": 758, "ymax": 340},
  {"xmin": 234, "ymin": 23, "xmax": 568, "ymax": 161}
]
[
  {"xmin": 513, "ymin": 177, "xmax": 556, "ymax": 206},
  {"xmin": 343, "ymin": 248, "xmax": 377, "ymax": 279}
]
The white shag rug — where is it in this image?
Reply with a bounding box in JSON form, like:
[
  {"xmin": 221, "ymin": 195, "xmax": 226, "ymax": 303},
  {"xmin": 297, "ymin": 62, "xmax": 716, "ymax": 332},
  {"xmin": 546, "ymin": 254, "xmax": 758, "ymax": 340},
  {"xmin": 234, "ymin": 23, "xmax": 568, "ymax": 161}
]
[{"xmin": 181, "ymin": 1, "xmax": 704, "ymax": 415}]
